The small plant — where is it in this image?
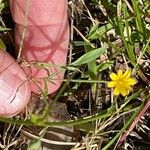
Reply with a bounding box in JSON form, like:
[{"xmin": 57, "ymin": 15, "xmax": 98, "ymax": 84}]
[
  {"xmin": 0, "ymin": 0, "xmax": 150, "ymax": 149},
  {"xmin": 107, "ymin": 69, "xmax": 137, "ymax": 96}
]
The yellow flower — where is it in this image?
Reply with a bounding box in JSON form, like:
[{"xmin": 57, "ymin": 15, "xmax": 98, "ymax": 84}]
[{"xmin": 107, "ymin": 69, "xmax": 137, "ymax": 96}]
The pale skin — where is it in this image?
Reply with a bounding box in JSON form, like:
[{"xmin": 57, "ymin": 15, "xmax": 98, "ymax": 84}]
[
  {"xmin": 0, "ymin": 50, "xmax": 31, "ymax": 117},
  {"xmin": 10, "ymin": 0, "xmax": 69, "ymax": 94},
  {"xmin": 0, "ymin": 0, "xmax": 69, "ymax": 117}
]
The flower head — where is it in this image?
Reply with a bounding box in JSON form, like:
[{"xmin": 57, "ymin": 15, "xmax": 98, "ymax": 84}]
[{"xmin": 107, "ymin": 69, "xmax": 137, "ymax": 96}]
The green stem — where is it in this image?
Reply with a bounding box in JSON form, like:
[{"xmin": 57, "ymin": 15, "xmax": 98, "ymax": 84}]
[
  {"xmin": 123, "ymin": 3, "xmax": 135, "ymax": 61},
  {"xmin": 101, "ymin": 101, "xmax": 145, "ymax": 150},
  {"xmin": 62, "ymin": 79, "xmax": 107, "ymax": 83},
  {"xmin": 131, "ymin": 0, "xmax": 144, "ymax": 34},
  {"xmin": 0, "ymin": 105, "xmax": 139, "ymax": 128},
  {"xmin": 0, "ymin": 91, "xmax": 142, "ymax": 127}
]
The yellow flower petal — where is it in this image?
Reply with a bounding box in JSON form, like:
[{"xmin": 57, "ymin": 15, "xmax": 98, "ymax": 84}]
[
  {"xmin": 107, "ymin": 69, "xmax": 137, "ymax": 97},
  {"xmin": 123, "ymin": 69, "xmax": 131, "ymax": 78},
  {"xmin": 117, "ymin": 70, "xmax": 123, "ymax": 79},
  {"xmin": 126, "ymin": 78, "xmax": 137, "ymax": 85},
  {"xmin": 124, "ymin": 84, "xmax": 132, "ymax": 91},
  {"xmin": 114, "ymin": 87, "xmax": 120, "ymax": 95},
  {"xmin": 110, "ymin": 73, "xmax": 117, "ymax": 80},
  {"xmin": 107, "ymin": 81, "xmax": 116, "ymax": 88},
  {"xmin": 120, "ymin": 87, "xmax": 128, "ymax": 96}
]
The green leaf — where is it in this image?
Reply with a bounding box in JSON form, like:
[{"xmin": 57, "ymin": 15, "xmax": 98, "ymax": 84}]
[
  {"xmin": 0, "ymin": 39, "xmax": 6, "ymax": 50},
  {"xmin": 28, "ymin": 139, "xmax": 41, "ymax": 150},
  {"xmin": 88, "ymin": 23, "xmax": 99, "ymax": 38},
  {"xmin": 64, "ymin": 66, "xmax": 80, "ymax": 72},
  {"xmin": 72, "ymin": 41, "xmax": 91, "ymax": 46},
  {"xmin": 88, "ymin": 23, "xmax": 113, "ymax": 40},
  {"xmin": 0, "ymin": 26, "xmax": 11, "ymax": 31},
  {"xmin": 0, "ymin": 2, "xmax": 9, "ymax": 11},
  {"xmin": 30, "ymin": 114, "xmax": 40, "ymax": 124},
  {"xmin": 77, "ymin": 123, "xmax": 94, "ymax": 133},
  {"xmin": 71, "ymin": 47, "xmax": 106, "ymax": 66},
  {"xmin": 85, "ymin": 45, "xmax": 98, "ymax": 79},
  {"xmin": 97, "ymin": 61, "xmax": 114, "ymax": 72}
]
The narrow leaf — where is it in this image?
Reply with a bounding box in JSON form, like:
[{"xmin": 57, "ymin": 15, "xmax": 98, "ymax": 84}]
[
  {"xmin": 97, "ymin": 61, "xmax": 114, "ymax": 72},
  {"xmin": 88, "ymin": 23, "xmax": 113, "ymax": 40},
  {"xmin": 0, "ymin": 39, "xmax": 6, "ymax": 50},
  {"xmin": 28, "ymin": 139, "xmax": 41, "ymax": 150},
  {"xmin": 71, "ymin": 48, "xmax": 106, "ymax": 66}
]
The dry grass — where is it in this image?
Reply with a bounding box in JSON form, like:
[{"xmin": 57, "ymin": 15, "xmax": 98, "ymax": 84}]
[{"xmin": 0, "ymin": 0, "xmax": 150, "ymax": 149}]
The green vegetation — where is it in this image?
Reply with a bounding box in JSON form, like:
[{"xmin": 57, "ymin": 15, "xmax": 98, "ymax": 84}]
[{"xmin": 0, "ymin": 0, "xmax": 150, "ymax": 149}]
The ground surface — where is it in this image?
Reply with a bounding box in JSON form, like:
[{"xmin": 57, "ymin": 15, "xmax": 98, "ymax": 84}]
[{"xmin": 0, "ymin": 0, "xmax": 150, "ymax": 150}]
